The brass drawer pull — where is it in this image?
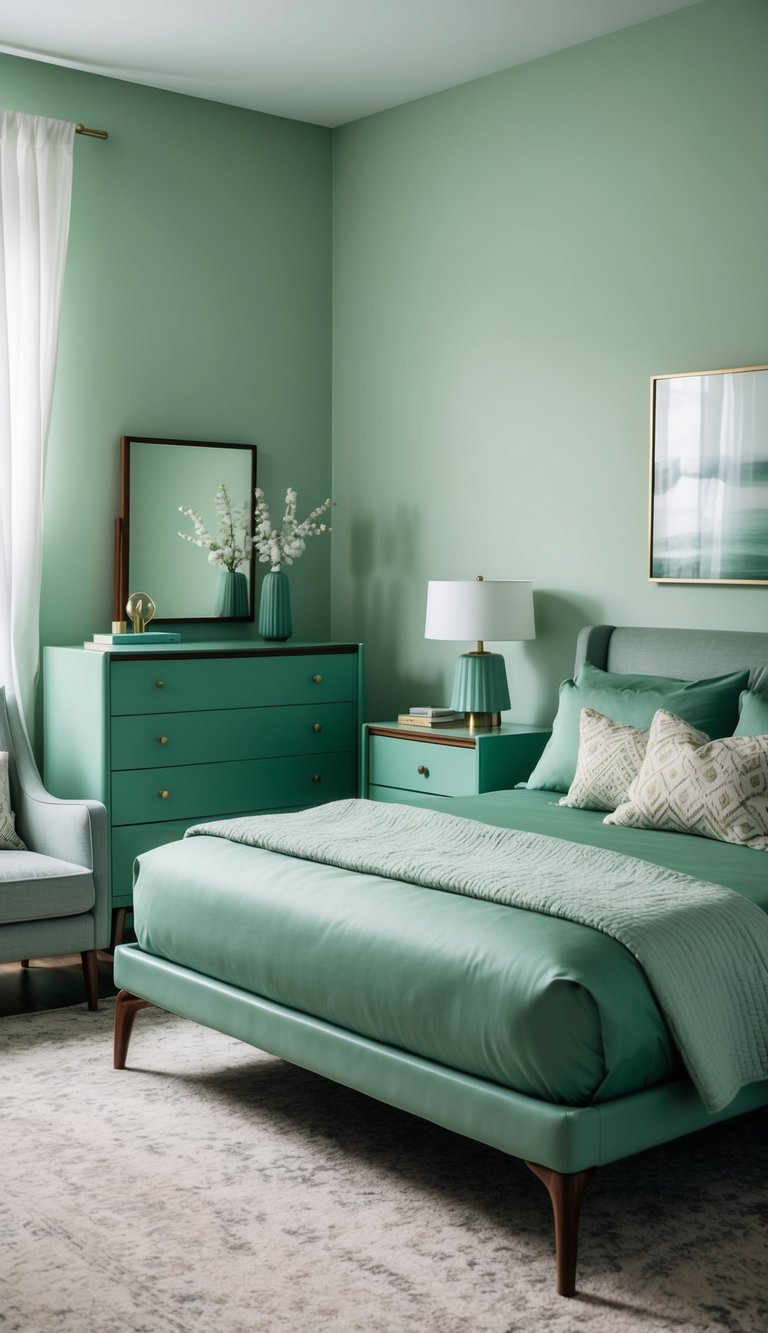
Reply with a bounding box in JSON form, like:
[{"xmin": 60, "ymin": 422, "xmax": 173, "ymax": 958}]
[
  {"xmin": 158, "ymin": 735, "xmax": 169, "ymax": 745},
  {"xmin": 312, "ymin": 674, "xmax": 322, "ymax": 684},
  {"xmin": 159, "ymin": 789, "xmax": 169, "ymax": 799},
  {"xmin": 313, "ymin": 723, "xmax": 322, "ymax": 733},
  {"xmin": 155, "ymin": 680, "xmax": 165, "ymax": 690},
  {"xmin": 417, "ymin": 765, "xmax": 429, "ymax": 777},
  {"xmin": 311, "ymin": 773, "xmax": 321, "ymax": 783}
]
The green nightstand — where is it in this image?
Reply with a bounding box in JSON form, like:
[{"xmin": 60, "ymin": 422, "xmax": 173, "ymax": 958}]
[{"xmin": 362, "ymin": 721, "xmax": 550, "ymax": 804}]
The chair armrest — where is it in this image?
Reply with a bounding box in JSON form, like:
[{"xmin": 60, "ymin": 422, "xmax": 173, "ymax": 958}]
[{"xmin": 17, "ymin": 781, "xmax": 111, "ymax": 949}]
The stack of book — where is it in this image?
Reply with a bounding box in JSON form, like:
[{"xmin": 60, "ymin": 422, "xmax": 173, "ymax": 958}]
[
  {"xmin": 83, "ymin": 631, "xmax": 181, "ymax": 651},
  {"xmin": 396, "ymin": 707, "xmax": 466, "ymax": 728}
]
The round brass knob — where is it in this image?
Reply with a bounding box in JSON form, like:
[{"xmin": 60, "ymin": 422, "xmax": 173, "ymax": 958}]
[
  {"xmin": 311, "ymin": 774, "xmax": 321, "ymax": 783},
  {"xmin": 158, "ymin": 735, "xmax": 168, "ymax": 745},
  {"xmin": 312, "ymin": 674, "xmax": 322, "ymax": 684},
  {"xmin": 312, "ymin": 723, "xmax": 322, "ymax": 733},
  {"xmin": 155, "ymin": 680, "xmax": 165, "ymax": 690},
  {"xmin": 417, "ymin": 765, "xmax": 429, "ymax": 777},
  {"xmin": 159, "ymin": 789, "xmax": 169, "ymax": 799}
]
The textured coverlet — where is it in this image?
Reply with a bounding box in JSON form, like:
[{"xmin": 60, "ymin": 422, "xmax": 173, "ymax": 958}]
[{"xmin": 186, "ymin": 799, "xmax": 768, "ymax": 1112}]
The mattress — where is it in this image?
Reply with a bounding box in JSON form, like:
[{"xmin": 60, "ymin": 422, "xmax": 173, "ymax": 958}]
[{"xmin": 132, "ymin": 789, "xmax": 768, "ymax": 1108}]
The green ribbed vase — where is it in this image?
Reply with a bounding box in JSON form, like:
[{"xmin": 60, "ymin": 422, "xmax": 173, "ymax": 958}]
[
  {"xmin": 214, "ymin": 570, "xmax": 249, "ymax": 618},
  {"xmin": 258, "ymin": 570, "xmax": 292, "ymax": 641}
]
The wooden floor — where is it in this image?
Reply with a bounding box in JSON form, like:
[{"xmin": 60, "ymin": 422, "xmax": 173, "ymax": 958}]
[{"xmin": 0, "ymin": 951, "xmax": 118, "ymax": 1017}]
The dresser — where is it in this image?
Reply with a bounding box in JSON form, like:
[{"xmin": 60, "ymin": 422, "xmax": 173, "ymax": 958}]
[
  {"xmin": 44, "ymin": 642, "xmax": 363, "ymax": 931},
  {"xmin": 363, "ymin": 721, "xmax": 549, "ymax": 803}
]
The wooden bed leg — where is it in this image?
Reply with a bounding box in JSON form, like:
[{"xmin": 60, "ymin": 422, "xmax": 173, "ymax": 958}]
[
  {"xmin": 80, "ymin": 949, "xmax": 99, "ymax": 1011},
  {"xmin": 525, "ymin": 1160, "xmax": 595, "ymax": 1297},
  {"xmin": 113, "ymin": 989, "xmax": 152, "ymax": 1068}
]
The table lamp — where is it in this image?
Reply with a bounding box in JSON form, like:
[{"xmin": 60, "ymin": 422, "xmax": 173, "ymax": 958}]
[{"xmin": 424, "ymin": 577, "xmax": 535, "ymax": 729}]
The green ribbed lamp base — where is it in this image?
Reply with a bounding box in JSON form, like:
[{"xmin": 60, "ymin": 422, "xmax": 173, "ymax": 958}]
[{"xmin": 450, "ymin": 652, "xmax": 510, "ymax": 729}]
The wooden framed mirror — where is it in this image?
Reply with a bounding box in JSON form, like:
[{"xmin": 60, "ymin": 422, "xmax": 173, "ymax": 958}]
[{"xmin": 119, "ymin": 436, "xmax": 258, "ymax": 622}]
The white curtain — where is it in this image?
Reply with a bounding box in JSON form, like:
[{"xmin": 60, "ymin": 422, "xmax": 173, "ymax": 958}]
[{"xmin": 0, "ymin": 109, "xmax": 74, "ymax": 732}]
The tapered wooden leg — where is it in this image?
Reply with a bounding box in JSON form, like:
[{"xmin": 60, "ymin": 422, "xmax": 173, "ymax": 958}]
[
  {"xmin": 20, "ymin": 959, "xmax": 30, "ymax": 968},
  {"xmin": 525, "ymin": 1160, "xmax": 595, "ymax": 1297},
  {"xmin": 110, "ymin": 907, "xmax": 128, "ymax": 950},
  {"xmin": 80, "ymin": 949, "xmax": 99, "ymax": 1011},
  {"xmin": 113, "ymin": 989, "xmax": 152, "ymax": 1068}
]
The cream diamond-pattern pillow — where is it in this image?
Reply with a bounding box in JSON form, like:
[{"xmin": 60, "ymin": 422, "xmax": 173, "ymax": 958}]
[
  {"xmin": 605, "ymin": 710, "xmax": 768, "ymax": 850},
  {"xmin": 0, "ymin": 751, "xmax": 25, "ymax": 850},
  {"xmin": 559, "ymin": 708, "xmax": 649, "ymax": 812}
]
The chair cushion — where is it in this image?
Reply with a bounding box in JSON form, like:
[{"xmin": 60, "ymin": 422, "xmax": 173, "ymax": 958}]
[{"xmin": 0, "ymin": 851, "xmax": 94, "ymax": 923}]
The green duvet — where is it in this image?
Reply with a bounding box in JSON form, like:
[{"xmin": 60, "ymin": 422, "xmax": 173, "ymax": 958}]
[{"xmin": 133, "ymin": 790, "xmax": 768, "ymax": 1110}]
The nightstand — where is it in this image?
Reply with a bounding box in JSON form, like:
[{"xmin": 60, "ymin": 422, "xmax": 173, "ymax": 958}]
[{"xmin": 362, "ymin": 721, "xmax": 550, "ymax": 804}]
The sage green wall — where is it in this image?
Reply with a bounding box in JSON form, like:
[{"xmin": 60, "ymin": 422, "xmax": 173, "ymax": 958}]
[
  {"xmin": 331, "ymin": 0, "xmax": 768, "ymax": 725},
  {"xmin": 0, "ymin": 53, "xmax": 332, "ymax": 649}
]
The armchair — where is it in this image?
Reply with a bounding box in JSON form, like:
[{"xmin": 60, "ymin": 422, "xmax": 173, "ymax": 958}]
[{"xmin": 0, "ymin": 686, "xmax": 109, "ymax": 1008}]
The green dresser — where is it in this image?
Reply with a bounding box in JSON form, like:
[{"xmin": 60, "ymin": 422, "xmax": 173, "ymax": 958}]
[{"xmin": 44, "ymin": 642, "xmax": 364, "ymax": 926}]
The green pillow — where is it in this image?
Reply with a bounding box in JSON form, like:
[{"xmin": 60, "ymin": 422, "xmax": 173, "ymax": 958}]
[
  {"xmin": 525, "ymin": 661, "xmax": 749, "ymax": 794},
  {"xmin": 734, "ymin": 690, "xmax": 768, "ymax": 737}
]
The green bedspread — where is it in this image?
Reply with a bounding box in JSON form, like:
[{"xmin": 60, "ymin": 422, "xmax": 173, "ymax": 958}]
[{"xmin": 185, "ymin": 798, "xmax": 768, "ymax": 1113}]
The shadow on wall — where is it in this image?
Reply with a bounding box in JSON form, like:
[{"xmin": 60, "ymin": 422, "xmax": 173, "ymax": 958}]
[
  {"xmin": 350, "ymin": 503, "xmax": 426, "ymax": 718},
  {"xmin": 521, "ymin": 589, "xmax": 606, "ymax": 721}
]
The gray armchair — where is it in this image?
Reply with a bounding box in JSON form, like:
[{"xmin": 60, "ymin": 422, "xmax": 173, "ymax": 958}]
[{"xmin": 0, "ymin": 686, "xmax": 109, "ymax": 1008}]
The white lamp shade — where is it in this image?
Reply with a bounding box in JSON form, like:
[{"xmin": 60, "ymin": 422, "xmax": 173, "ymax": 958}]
[{"xmin": 424, "ymin": 580, "xmax": 535, "ymax": 643}]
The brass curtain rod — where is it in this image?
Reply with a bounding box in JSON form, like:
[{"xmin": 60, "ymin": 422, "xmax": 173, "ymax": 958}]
[{"xmin": 75, "ymin": 122, "xmax": 108, "ymax": 140}]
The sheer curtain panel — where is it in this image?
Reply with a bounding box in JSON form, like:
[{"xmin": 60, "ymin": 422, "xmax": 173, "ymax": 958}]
[{"xmin": 0, "ymin": 110, "xmax": 74, "ymax": 732}]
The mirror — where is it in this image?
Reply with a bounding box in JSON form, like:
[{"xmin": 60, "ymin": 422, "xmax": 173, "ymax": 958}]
[{"xmin": 119, "ymin": 436, "xmax": 258, "ymax": 622}]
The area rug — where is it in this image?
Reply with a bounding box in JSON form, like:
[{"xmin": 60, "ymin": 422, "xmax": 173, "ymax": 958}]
[{"xmin": 1, "ymin": 1002, "xmax": 766, "ymax": 1333}]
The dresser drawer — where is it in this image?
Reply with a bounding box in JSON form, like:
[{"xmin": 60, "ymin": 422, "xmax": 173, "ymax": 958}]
[
  {"xmin": 110, "ymin": 652, "xmax": 355, "ymax": 716},
  {"xmin": 368, "ymin": 734, "xmax": 474, "ymax": 797},
  {"xmin": 111, "ymin": 819, "xmax": 198, "ymax": 907},
  {"xmin": 111, "ymin": 702, "xmax": 354, "ymax": 770},
  {"xmin": 111, "ymin": 752, "xmax": 354, "ymax": 825}
]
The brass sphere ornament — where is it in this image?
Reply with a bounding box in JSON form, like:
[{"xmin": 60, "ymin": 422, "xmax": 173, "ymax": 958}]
[{"xmin": 126, "ymin": 591, "xmax": 156, "ymax": 634}]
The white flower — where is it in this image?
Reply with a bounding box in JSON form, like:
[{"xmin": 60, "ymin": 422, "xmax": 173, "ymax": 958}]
[
  {"xmin": 178, "ymin": 483, "xmax": 253, "ymax": 573},
  {"xmin": 253, "ymin": 487, "xmax": 333, "ymax": 572}
]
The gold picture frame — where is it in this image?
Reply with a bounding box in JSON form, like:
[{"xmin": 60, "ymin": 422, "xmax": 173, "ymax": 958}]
[{"xmin": 649, "ymin": 364, "xmax": 768, "ymax": 585}]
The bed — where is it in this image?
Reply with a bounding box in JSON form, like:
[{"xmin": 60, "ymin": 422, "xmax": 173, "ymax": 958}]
[{"xmin": 112, "ymin": 624, "xmax": 768, "ymax": 1297}]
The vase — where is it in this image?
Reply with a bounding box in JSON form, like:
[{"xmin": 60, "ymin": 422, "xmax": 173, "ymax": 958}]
[
  {"xmin": 258, "ymin": 569, "xmax": 292, "ymax": 641},
  {"xmin": 214, "ymin": 570, "xmax": 249, "ymax": 618}
]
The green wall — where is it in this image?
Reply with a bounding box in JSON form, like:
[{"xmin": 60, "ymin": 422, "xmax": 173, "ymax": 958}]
[
  {"xmin": 331, "ymin": 0, "xmax": 768, "ymax": 724},
  {"xmin": 0, "ymin": 53, "xmax": 333, "ymax": 649}
]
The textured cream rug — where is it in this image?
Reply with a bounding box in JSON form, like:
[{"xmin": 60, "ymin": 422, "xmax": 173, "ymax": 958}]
[{"xmin": 1, "ymin": 1001, "xmax": 767, "ymax": 1333}]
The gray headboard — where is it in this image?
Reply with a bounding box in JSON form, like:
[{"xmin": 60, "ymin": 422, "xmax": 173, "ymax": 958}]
[{"xmin": 575, "ymin": 626, "xmax": 768, "ymax": 695}]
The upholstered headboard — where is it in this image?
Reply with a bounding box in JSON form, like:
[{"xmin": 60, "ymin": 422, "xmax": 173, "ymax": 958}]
[{"xmin": 575, "ymin": 626, "xmax": 768, "ymax": 695}]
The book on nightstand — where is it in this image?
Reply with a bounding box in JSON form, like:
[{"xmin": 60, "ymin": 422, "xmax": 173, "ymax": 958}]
[{"xmin": 397, "ymin": 712, "xmax": 465, "ymax": 728}]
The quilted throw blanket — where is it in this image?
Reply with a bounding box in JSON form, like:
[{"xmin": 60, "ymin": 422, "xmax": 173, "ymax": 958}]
[{"xmin": 186, "ymin": 799, "xmax": 768, "ymax": 1113}]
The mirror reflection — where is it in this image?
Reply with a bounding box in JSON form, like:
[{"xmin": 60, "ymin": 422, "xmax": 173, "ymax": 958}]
[{"xmin": 120, "ymin": 437, "xmax": 258, "ymax": 621}]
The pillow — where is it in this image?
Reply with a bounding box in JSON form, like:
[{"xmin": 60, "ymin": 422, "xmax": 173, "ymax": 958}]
[
  {"xmin": 605, "ymin": 710, "xmax": 768, "ymax": 850},
  {"xmin": 559, "ymin": 708, "xmax": 649, "ymax": 812},
  {"xmin": 734, "ymin": 690, "xmax": 768, "ymax": 738},
  {"xmin": 524, "ymin": 662, "xmax": 749, "ymax": 793},
  {"xmin": 0, "ymin": 751, "xmax": 25, "ymax": 850}
]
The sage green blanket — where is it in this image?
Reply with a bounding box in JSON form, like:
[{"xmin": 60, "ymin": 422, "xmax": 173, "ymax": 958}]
[{"xmin": 186, "ymin": 799, "xmax": 768, "ymax": 1113}]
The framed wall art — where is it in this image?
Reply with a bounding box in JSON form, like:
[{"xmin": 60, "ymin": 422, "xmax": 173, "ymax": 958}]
[{"xmin": 649, "ymin": 364, "xmax": 768, "ymax": 584}]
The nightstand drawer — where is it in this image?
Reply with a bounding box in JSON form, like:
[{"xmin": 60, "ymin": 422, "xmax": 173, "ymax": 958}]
[
  {"xmin": 368, "ymin": 733, "xmax": 473, "ymax": 797},
  {"xmin": 111, "ymin": 752, "xmax": 353, "ymax": 825},
  {"xmin": 110, "ymin": 652, "xmax": 355, "ymax": 715},
  {"xmin": 111, "ymin": 702, "xmax": 354, "ymax": 769}
]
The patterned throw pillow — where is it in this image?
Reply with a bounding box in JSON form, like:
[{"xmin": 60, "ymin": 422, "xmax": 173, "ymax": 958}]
[
  {"xmin": 559, "ymin": 708, "xmax": 649, "ymax": 812},
  {"xmin": 605, "ymin": 710, "xmax": 768, "ymax": 850},
  {"xmin": 0, "ymin": 751, "xmax": 25, "ymax": 850}
]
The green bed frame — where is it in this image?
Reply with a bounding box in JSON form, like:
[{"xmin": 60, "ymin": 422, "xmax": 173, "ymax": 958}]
[{"xmin": 113, "ymin": 624, "xmax": 768, "ymax": 1297}]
